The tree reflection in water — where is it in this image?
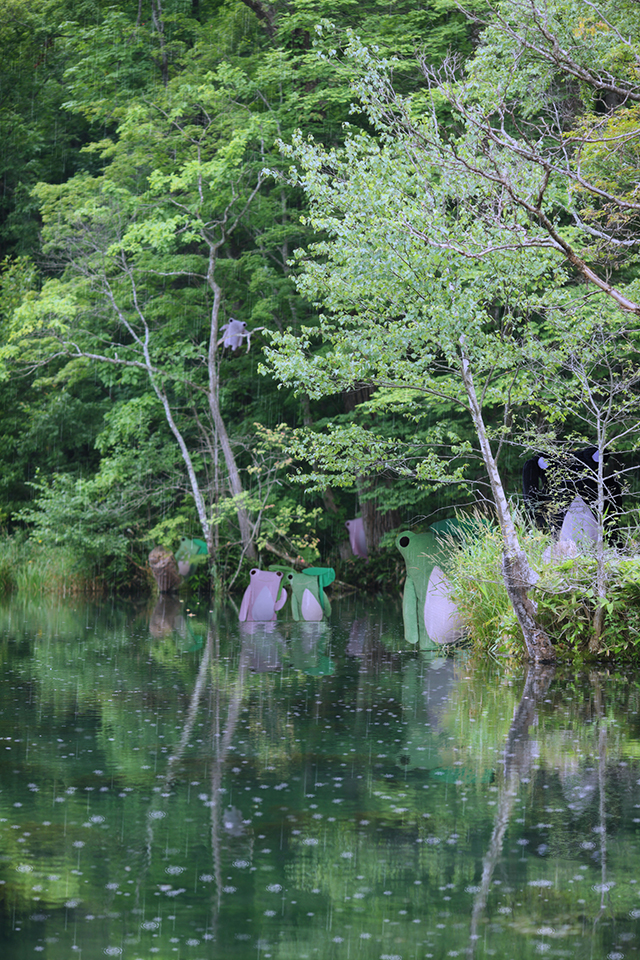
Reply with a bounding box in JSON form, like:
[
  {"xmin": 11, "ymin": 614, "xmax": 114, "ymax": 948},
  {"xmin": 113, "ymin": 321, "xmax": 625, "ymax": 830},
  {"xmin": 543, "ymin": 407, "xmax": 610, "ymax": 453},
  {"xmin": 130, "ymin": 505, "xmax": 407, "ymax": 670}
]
[
  {"xmin": 467, "ymin": 664, "xmax": 556, "ymax": 957},
  {"xmin": 0, "ymin": 598, "xmax": 638, "ymax": 958}
]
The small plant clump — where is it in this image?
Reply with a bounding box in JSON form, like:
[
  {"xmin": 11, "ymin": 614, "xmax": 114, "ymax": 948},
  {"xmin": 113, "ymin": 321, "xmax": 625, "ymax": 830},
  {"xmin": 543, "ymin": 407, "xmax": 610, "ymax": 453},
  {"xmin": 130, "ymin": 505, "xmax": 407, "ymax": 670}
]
[{"xmin": 535, "ymin": 555, "xmax": 640, "ymax": 660}]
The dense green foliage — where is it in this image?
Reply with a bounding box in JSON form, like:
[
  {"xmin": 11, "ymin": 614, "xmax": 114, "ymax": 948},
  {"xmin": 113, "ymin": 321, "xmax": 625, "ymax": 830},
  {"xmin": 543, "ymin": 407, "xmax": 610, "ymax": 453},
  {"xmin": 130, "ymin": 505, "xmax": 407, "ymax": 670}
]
[
  {"xmin": 0, "ymin": 0, "xmax": 473, "ymax": 588},
  {"xmin": 0, "ymin": 0, "xmax": 639, "ymax": 658},
  {"xmin": 445, "ymin": 516, "xmax": 640, "ymax": 660},
  {"xmin": 261, "ymin": 0, "xmax": 640, "ymax": 654}
]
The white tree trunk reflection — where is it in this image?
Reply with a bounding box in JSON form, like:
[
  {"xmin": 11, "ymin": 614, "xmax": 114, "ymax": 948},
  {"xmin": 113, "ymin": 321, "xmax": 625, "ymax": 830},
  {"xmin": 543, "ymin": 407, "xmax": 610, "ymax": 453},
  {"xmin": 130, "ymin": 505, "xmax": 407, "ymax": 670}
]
[{"xmin": 467, "ymin": 664, "xmax": 556, "ymax": 958}]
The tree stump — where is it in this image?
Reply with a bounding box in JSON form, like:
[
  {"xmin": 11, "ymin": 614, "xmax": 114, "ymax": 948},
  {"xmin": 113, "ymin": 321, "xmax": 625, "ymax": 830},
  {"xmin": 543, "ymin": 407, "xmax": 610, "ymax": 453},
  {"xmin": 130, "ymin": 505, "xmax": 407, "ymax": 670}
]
[{"xmin": 148, "ymin": 546, "xmax": 182, "ymax": 593}]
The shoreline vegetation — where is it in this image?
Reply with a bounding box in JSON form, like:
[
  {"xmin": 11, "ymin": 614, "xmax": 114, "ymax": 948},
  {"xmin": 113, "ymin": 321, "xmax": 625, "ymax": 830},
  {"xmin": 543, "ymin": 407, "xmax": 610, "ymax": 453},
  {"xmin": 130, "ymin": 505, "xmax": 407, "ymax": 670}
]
[
  {"xmin": 0, "ymin": 0, "xmax": 638, "ymax": 661},
  {"xmin": 2, "ymin": 515, "xmax": 640, "ymax": 661},
  {"xmin": 0, "ymin": 537, "xmax": 107, "ymax": 599}
]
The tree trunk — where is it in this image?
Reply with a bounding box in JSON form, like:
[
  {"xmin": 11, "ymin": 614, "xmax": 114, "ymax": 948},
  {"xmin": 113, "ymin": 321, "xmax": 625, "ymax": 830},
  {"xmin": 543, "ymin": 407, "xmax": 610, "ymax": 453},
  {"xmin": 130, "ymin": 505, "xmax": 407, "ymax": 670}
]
[
  {"xmin": 501, "ymin": 553, "xmax": 556, "ymax": 662},
  {"xmin": 150, "ymin": 0, "xmax": 170, "ymax": 86},
  {"xmin": 343, "ymin": 386, "xmax": 401, "ymax": 553},
  {"xmin": 589, "ymin": 426, "xmax": 608, "ymax": 654},
  {"xmin": 358, "ymin": 477, "xmax": 402, "ymax": 554},
  {"xmin": 468, "ymin": 663, "xmax": 555, "ymax": 956},
  {"xmin": 459, "ymin": 344, "xmax": 556, "ymax": 661},
  {"xmin": 208, "ymin": 388, "xmax": 257, "ymax": 560},
  {"xmin": 152, "ymin": 379, "xmax": 212, "ymax": 547},
  {"xmin": 207, "ymin": 264, "xmax": 256, "ymax": 560}
]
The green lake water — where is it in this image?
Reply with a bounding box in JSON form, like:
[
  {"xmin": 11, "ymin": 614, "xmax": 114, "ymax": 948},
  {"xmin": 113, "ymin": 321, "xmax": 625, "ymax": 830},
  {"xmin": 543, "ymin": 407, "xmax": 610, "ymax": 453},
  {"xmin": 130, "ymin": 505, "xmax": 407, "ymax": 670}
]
[{"xmin": 1, "ymin": 595, "xmax": 640, "ymax": 959}]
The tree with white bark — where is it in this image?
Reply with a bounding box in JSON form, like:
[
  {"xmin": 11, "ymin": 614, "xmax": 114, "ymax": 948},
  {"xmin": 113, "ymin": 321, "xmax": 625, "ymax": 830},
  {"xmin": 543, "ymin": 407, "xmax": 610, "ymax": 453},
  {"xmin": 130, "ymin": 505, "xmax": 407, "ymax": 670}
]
[
  {"xmin": 3, "ymin": 69, "xmax": 272, "ymax": 561},
  {"xmin": 266, "ymin": 2, "xmax": 640, "ymax": 658}
]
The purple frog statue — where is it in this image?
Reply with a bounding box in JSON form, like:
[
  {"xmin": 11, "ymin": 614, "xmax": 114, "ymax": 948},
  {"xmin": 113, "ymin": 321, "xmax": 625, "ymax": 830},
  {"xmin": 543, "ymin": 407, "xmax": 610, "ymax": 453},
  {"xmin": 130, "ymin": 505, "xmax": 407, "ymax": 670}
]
[
  {"xmin": 239, "ymin": 569, "xmax": 288, "ymax": 622},
  {"xmin": 219, "ymin": 318, "xmax": 251, "ymax": 352},
  {"xmin": 345, "ymin": 517, "xmax": 368, "ymax": 560}
]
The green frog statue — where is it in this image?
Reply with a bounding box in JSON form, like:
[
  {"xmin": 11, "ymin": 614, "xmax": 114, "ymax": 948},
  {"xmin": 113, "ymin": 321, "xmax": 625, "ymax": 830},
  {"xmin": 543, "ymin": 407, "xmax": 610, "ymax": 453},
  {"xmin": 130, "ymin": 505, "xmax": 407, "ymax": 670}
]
[
  {"xmin": 395, "ymin": 521, "xmax": 465, "ymax": 649},
  {"xmin": 174, "ymin": 537, "xmax": 209, "ymax": 578},
  {"xmin": 268, "ymin": 566, "xmax": 335, "ymax": 621}
]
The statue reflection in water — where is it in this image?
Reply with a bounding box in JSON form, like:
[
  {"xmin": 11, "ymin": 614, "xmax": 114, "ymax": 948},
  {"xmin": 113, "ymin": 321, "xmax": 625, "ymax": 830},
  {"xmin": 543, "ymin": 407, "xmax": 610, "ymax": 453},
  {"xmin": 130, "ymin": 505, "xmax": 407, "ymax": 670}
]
[
  {"xmin": 148, "ymin": 595, "xmax": 186, "ymax": 639},
  {"xmin": 143, "ymin": 603, "xmax": 338, "ymax": 938}
]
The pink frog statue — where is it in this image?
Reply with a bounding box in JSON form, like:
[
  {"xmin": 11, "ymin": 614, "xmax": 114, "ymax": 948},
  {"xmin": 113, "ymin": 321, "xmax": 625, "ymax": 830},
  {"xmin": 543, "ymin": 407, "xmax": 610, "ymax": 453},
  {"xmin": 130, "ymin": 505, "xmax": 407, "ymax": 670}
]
[{"xmin": 239, "ymin": 568, "xmax": 288, "ymax": 622}]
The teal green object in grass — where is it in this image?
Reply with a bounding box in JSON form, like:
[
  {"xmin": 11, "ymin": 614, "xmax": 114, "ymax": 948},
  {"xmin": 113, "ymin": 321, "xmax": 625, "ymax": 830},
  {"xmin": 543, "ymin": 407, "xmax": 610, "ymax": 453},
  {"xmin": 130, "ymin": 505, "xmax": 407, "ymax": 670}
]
[
  {"xmin": 174, "ymin": 537, "xmax": 208, "ymax": 578},
  {"xmin": 428, "ymin": 518, "xmax": 466, "ymax": 538}
]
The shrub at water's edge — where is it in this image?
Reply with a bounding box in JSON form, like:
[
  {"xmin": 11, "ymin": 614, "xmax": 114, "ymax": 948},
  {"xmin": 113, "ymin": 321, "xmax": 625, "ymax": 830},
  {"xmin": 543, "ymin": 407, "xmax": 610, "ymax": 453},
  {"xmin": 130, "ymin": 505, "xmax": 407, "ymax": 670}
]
[
  {"xmin": 0, "ymin": 538, "xmax": 102, "ymax": 598},
  {"xmin": 444, "ymin": 517, "xmax": 640, "ymax": 661},
  {"xmin": 444, "ymin": 520, "xmax": 520, "ymax": 656}
]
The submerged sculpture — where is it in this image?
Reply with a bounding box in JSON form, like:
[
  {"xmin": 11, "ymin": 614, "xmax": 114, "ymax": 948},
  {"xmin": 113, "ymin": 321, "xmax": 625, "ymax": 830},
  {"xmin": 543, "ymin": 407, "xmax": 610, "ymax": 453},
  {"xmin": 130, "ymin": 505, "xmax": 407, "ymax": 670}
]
[
  {"xmin": 149, "ymin": 537, "xmax": 209, "ymax": 592},
  {"xmin": 424, "ymin": 566, "xmax": 465, "ymax": 646},
  {"xmin": 292, "ymin": 567, "xmax": 334, "ymax": 621},
  {"xmin": 542, "ymin": 495, "xmax": 600, "ymax": 562},
  {"xmin": 396, "ymin": 526, "xmax": 464, "ymax": 649},
  {"xmin": 559, "ymin": 495, "xmax": 599, "ymax": 545},
  {"xmin": 148, "ymin": 546, "xmax": 182, "ymax": 593},
  {"xmin": 239, "ymin": 569, "xmax": 287, "ymax": 622},
  {"xmin": 174, "ymin": 536, "xmax": 208, "ymax": 578},
  {"xmin": 397, "ymin": 530, "xmax": 440, "ymax": 648}
]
